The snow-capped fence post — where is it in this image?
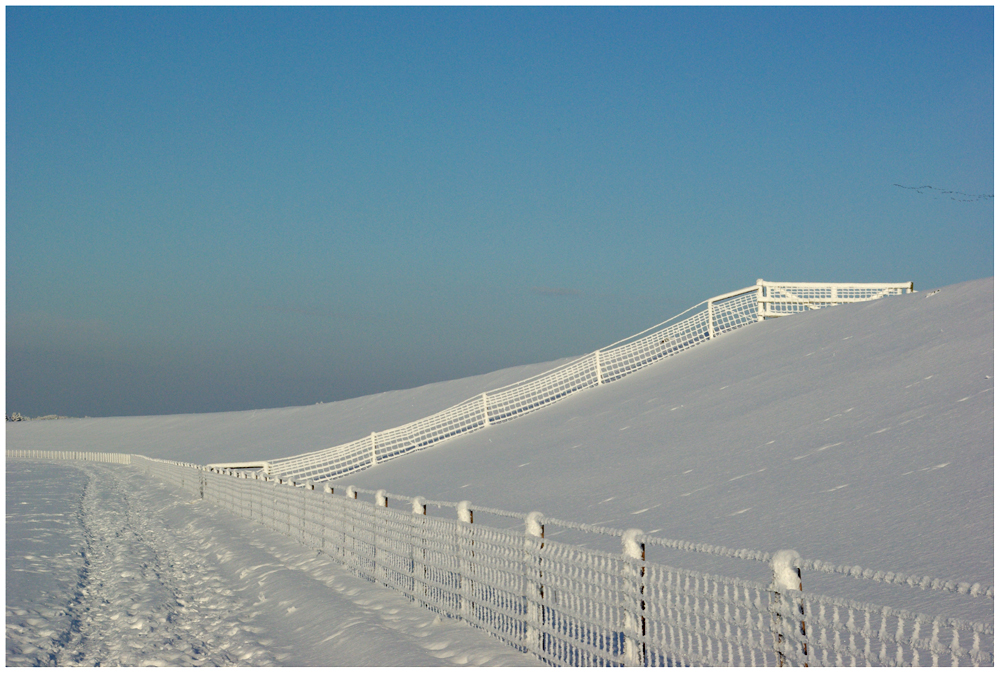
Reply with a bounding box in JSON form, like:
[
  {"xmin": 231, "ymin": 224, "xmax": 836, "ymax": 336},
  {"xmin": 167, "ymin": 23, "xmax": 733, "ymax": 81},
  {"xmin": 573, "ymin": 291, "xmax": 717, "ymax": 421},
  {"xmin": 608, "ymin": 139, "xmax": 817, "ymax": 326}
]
[
  {"xmin": 770, "ymin": 549, "xmax": 808, "ymax": 666},
  {"xmin": 524, "ymin": 512, "xmax": 545, "ymax": 658},
  {"xmin": 482, "ymin": 393, "xmax": 490, "ymax": 427},
  {"xmin": 595, "ymin": 350, "xmax": 603, "ymax": 385},
  {"xmin": 301, "ymin": 481, "xmax": 316, "ymax": 547},
  {"xmin": 622, "ymin": 529, "xmax": 647, "ymax": 666},
  {"xmin": 411, "ymin": 496, "xmax": 428, "ymax": 606},
  {"xmin": 707, "ymin": 299, "xmax": 715, "ymax": 339},
  {"xmin": 756, "ymin": 279, "xmax": 766, "ymax": 322},
  {"xmin": 372, "ymin": 489, "xmax": 389, "ymax": 584},
  {"xmin": 271, "ymin": 476, "xmax": 281, "ymax": 535},
  {"xmin": 321, "ymin": 483, "xmax": 335, "ymax": 554},
  {"xmin": 457, "ymin": 501, "xmax": 474, "ymax": 621},
  {"xmin": 370, "ymin": 432, "xmax": 378, "ymax": 467},
  {"xmin": 245, "ymin": 473, "xmax": 254, "ymax": 523},
  {"xmin": 259, "ymin": 474, "xmax": 268, "ymax": 526},
  {"xmin": 345, "ymin": 486, "xmax": 358, "ymax": 568},
  {"xmin": 283, "ymin": 480, "xmax": 292, "ymax": 537}
]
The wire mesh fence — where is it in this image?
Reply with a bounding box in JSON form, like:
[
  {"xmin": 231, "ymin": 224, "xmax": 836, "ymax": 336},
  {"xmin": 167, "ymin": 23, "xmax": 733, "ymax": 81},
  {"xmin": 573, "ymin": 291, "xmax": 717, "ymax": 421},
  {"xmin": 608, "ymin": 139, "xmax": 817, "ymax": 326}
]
[
  {"xmin": 756, "ymin": 280, "xmax": 913, "ymax": 319},
  {"xmin": 5, "ymin": 449, "xmax": 131, "ymax": 464},
  {"xmin": 265, "ymin": 281, "xmax": 911, "ymax": 484},
  {"xmin": 118, "ymin": 458, "xmax": 992, "ymax": 667}
]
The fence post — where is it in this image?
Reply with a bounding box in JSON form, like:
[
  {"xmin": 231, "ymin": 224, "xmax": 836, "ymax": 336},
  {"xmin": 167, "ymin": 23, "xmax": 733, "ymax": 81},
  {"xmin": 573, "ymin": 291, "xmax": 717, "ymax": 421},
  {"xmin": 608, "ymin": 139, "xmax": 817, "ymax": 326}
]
[
  {"xmin": 370, "ymin": 432, "xmax": 378, "ymax": 467},
  {"xmin": 371, "ymin": 490, "xmax": 389, "ymax": 583},
  {"xmin": 524, "ymin": 511, "xmax": 545, "ymax": 658},
  {"xmin": 458, "ymin": 501, "xmax": 474, "ymax": 622},
  {"xmin": 482, "ymin": 393, "xmax": 490, "ymax": 427},
  {"xmin": 756, "ymin": 279, "xmax": 766, "ymax": 321},
  {"xmin": 303, "ymin": 481, "xmax": 316, "ymax": 546},
  {"xmin": 707, "ymin": 300, "xmax": 715, "ymax": 339},
  {"xmin": 322, "ymin": 482, "xmax": 336, "ymax": 554},
  {"xmin": 412, "ymin": 497, "xmax": 427, "ymax": 607},
  {"xmin": 594, "ymin": 350, "xmax": 603, "ymax": 385},
  {"xmin": 622, "ymin": 529, "xmax": 647, "ymax": 666},
  {"xmin": 770, "ymin": 549, "xmax": 808, "ymax": 666},
  {"xmin": 345, "ymin": 486, "xmax": 358, "ymax": 569}
]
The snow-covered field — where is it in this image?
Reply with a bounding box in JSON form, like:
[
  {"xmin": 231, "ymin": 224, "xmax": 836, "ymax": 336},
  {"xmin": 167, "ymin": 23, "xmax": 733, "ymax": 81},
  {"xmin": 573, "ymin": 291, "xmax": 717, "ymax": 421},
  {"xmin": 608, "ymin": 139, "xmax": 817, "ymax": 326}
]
[
  {"xmin": 6, "ymin": 460, "xmax": 540, "ymax": 666},
  {"xmin": 7, "ymin": 277, "xmax": 993, "ymax": 664}
]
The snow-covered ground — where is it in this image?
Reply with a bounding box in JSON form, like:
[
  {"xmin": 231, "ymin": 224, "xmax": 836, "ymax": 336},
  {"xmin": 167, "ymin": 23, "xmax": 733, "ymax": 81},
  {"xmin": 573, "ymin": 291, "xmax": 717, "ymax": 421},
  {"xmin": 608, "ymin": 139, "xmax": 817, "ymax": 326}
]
[
  {"xmin": 7, "ymin": 277, "xmax": 993, "ymax": 663},
  {"xmin": 6, "ymin": 460, "xmax": 540, "ymax": 666}
]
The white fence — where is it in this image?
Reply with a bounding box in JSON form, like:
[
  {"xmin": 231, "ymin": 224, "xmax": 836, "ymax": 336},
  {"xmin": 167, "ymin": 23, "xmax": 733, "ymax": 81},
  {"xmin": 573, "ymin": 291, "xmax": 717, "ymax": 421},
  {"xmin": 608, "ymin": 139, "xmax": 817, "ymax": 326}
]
[
  {"xmin": 756, "ymin": 280, "xmax": 914, "ymax": 319},
  {"xmin": 113, "ymin": 456, "xmax": 990, "ymax": 667},
  {"xmin": 264, "ymin": 280, "xmax": 913, "ymax": 484},
  {"xmin": 6, "ymin": 449, "xmax": 131, "ymax": 464},
  {"xmin": 8, "ymin": 452, "xmax": 992, "ymax": 666}
]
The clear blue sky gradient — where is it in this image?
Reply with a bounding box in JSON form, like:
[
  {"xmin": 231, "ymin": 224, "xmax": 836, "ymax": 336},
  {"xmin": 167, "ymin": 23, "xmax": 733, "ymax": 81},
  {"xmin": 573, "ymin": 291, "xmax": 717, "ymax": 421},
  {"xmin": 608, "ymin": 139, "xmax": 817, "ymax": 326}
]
[{"xmin": 7, "ymin": 7, "xmax": 994, "ymax": 418}]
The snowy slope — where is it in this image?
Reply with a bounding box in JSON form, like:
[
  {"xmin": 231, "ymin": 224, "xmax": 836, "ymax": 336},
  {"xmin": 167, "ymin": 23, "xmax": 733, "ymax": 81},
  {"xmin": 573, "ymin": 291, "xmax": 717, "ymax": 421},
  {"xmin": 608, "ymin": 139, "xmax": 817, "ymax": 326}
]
[
  {"xmin": 342, "ymin": 278, "xmax": 993, "ymax": 587},
  {"xmin": 7, "ymin": 279, "xmax": 992, "ymax": 597}
]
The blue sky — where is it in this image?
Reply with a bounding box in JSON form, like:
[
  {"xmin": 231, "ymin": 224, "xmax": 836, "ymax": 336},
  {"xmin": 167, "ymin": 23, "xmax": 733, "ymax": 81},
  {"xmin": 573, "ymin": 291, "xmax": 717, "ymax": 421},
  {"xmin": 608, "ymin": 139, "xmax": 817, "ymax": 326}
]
[{"xmin": 7, "ymin": 6, "xmax": 994, "ymax": 418}]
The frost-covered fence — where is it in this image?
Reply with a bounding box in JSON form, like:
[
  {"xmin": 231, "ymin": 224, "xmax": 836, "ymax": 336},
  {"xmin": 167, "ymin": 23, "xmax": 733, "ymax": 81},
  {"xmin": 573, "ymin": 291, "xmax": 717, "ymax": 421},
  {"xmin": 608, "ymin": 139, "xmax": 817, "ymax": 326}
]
[
  {"xmin": 756, "ymin": 280, "xmax": 913, "ymax": 319},
  {"xmin": 6, "ymin": 449, "xmax": 131, "ymax": 465},
  {"xmin": 130, "ymin": 459, "xmax": 991, "ymax": 667},
  {"xmin": 131, "ymin": 455, "xmax": 205, "ymax": 495},
  {"xmin": 266, "ymin": 280, "xmax": 912, "ymax": 484}
]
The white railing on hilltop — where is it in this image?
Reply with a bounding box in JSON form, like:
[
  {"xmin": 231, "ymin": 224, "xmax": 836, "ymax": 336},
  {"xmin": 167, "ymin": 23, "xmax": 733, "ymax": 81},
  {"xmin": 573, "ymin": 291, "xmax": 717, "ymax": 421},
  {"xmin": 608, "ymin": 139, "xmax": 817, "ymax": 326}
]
[
  {"xmin": 756, "ymin": 280, "xmax": 913, "ymax": 319},
  {"xmin": 114, "ymin": 457, "xmax": 989, "ymax": 667},
  {"xmin": 265, "ymin": 280, "xmax": 913, "ymax": 484}
]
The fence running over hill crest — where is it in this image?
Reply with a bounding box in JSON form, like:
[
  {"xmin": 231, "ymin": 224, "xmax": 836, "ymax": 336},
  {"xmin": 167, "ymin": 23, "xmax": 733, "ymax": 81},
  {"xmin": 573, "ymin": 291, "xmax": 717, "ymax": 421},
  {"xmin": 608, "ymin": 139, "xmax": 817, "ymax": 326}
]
[{"xmin": 260, "ymin": 280, "xmax": 914, "ymax": 484}]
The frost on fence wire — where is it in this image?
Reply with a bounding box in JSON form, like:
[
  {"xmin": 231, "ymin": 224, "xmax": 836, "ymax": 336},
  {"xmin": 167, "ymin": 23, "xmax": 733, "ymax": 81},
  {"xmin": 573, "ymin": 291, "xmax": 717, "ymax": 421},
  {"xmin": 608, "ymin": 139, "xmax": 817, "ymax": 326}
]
[
  {"xmin": 599, "ymin": 289, "xmax": 758, "ymax": 384},
  {"xmin": 486, "ymin": 350, "xmax": 599, "ymax": 423},
  {"xmin": 758, "ymin": 281, "xmax": 913, "ymax": 319},
  {"xmin": 6, "ymin": 449, "xmax": 131, "ymax": 464},
  {"xmin": 643, "ymin": 565, "xmax": 778, "ymax": 666},
  {"xmin": 129, "ymin": 461, "xmax": 991, "ymax": 668},
  {"xmin": 266, "ymin": 286, "xmax": 765, "ymax": 483},
  {"xmin": 798, "ymin": 592, "xmax": 993, "ymax": 666}
]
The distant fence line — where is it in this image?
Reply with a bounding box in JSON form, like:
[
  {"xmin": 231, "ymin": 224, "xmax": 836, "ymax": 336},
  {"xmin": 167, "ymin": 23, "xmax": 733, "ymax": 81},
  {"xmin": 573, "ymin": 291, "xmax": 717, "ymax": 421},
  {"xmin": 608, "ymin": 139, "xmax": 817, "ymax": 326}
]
[
  {"xmin": 6, "ymin": 449, "xmax": 131, "ymax": 464},
  {"xmin": 258, "ymin": 280, "xmax": 914, "ymax": 484},
  {"xmin": 11, "ymin": 450, "xmax": 986, "ymax": 666}
]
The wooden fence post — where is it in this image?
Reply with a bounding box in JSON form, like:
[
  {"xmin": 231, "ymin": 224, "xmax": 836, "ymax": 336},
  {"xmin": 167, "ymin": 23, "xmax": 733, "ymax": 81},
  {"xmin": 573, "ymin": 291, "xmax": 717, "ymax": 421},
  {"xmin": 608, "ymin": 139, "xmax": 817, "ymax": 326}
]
[
  {"xmin": 322, "ymin": 482, "xmax": 335, "ymax": 554},
  {"xmin": 622, "ymin": 529, "xmax": 647, "ymax": 666},
  {"xmin": 345, "ymin": 486, "xmax": 358, "ymax": 570},
  {"xmin": 524, "ymin": 512, "xmax": 545, "ymax": 658},
  {"xmin": 457, "ymin": 501, "xmax": 474, "ymax": 621},
  {"xmin": 771, "ymin": 549, "xmax": 808, "ymax": 666},
  {"xmin": 411, "ymin": 496, "xmax": 428, "ymax": 607}
]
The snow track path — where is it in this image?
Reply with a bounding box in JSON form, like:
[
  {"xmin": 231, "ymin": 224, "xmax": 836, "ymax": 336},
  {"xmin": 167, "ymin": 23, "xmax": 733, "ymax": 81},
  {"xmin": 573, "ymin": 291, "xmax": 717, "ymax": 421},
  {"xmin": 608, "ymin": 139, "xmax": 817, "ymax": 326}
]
[{"xmin": 6, "ymin": 461, "xmax": 540, "ymax": 666}]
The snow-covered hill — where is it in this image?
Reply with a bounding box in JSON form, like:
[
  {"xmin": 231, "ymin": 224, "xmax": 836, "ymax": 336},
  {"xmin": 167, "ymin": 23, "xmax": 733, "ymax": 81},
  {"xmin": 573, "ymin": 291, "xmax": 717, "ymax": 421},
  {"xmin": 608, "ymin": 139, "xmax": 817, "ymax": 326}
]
[
  {"xmin": 347, "ymin": 278, "xmax": 993, "ymax": 587},
  {"xmin": 8, "ymin": 278, "xmax": 993, "ymax": 593}
]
